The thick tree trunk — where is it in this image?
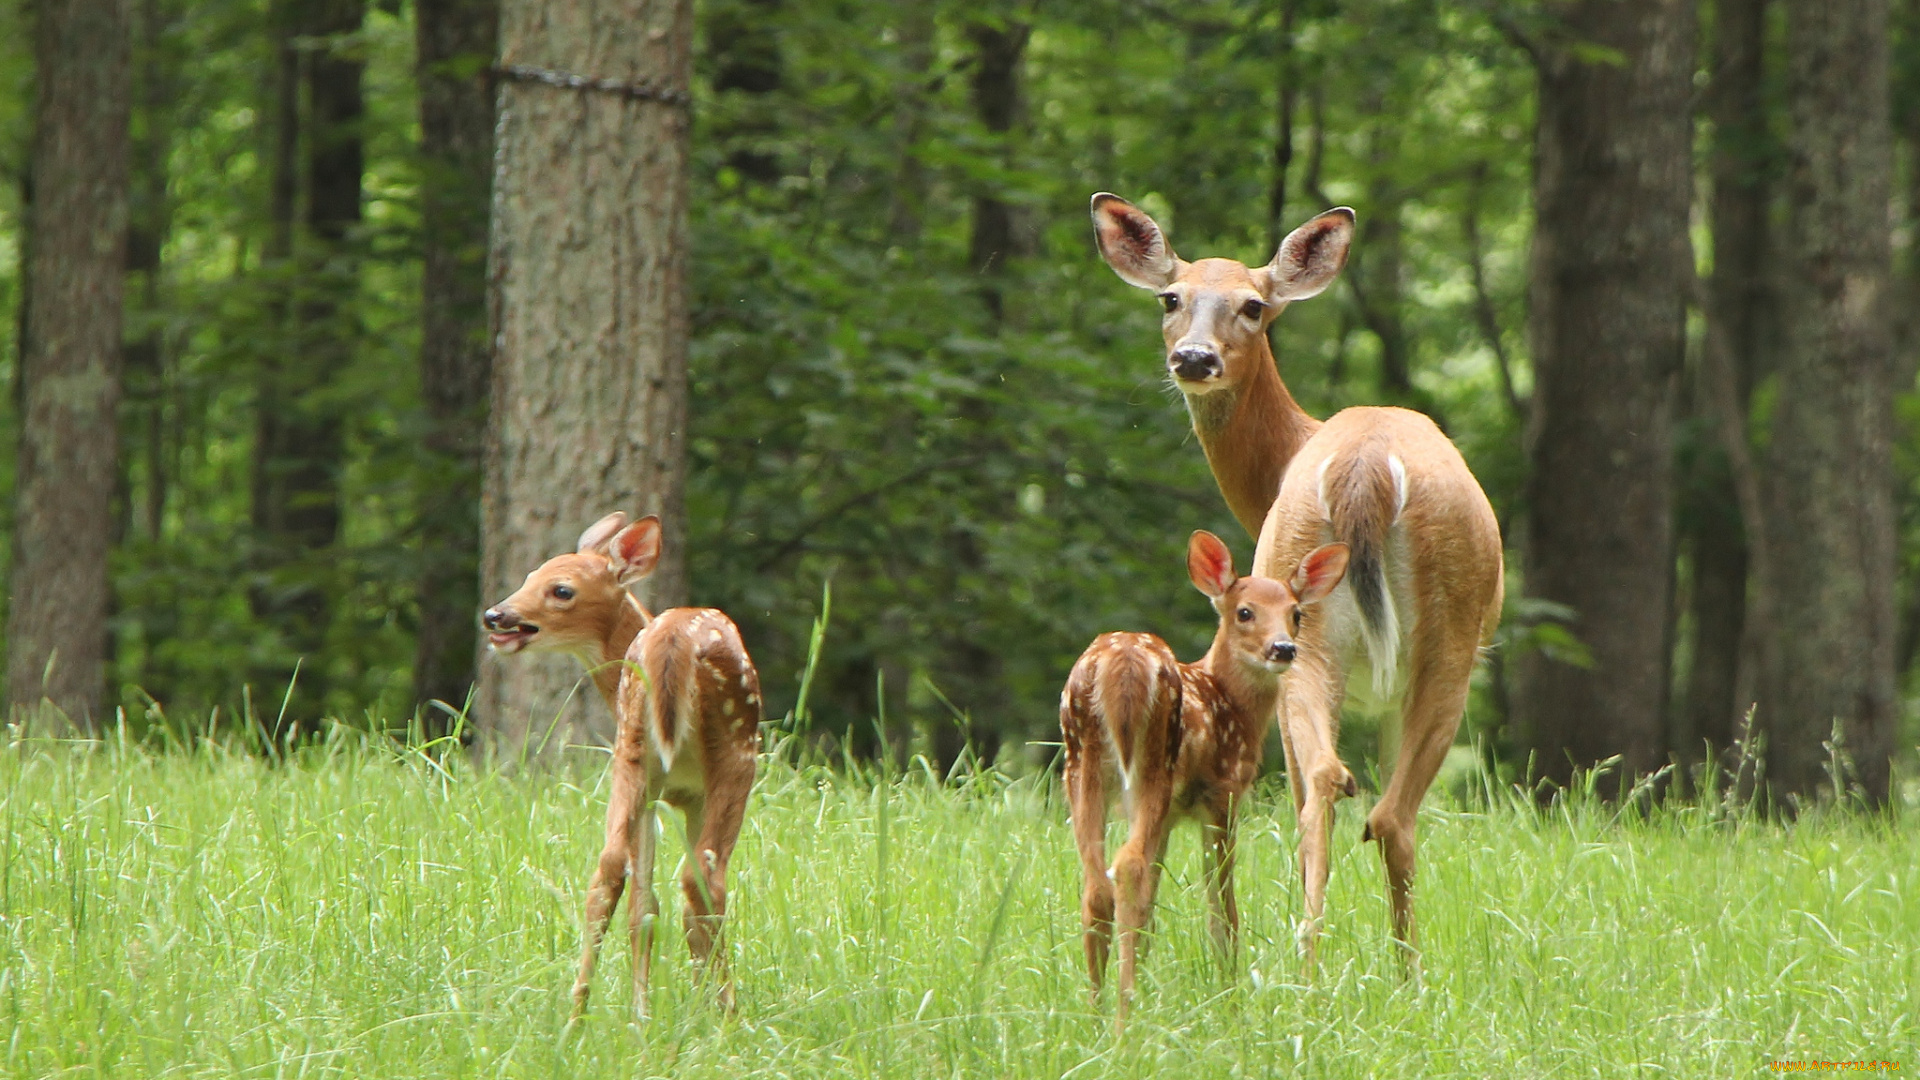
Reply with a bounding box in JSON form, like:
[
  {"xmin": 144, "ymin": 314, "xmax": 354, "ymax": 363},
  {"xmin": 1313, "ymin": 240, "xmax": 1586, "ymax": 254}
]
[
  {"xmin": 250, "ymin": 0, "xmax": 364, "ymax": 728},
  {"xmin": 1514, "ymin": 0, "xmax": 1694, "ymax": 786},
  {"xmin": 411, "ymin": 0, "xmax": 499, "ymax": 730},
  {"xmin": 5, "ymin": 0, "xmax": 132, "ymax": 733},
  {"xmin": 477, "ymin": 0, "xmax": 692, "ymax": 754},
  {"xmin": 1682, "ymin": 0, "xmax": 1772, "ymax": 768},
  {"xmin": 1759, "ymin": 0, "xmax": 1896, "ymax": 804}
]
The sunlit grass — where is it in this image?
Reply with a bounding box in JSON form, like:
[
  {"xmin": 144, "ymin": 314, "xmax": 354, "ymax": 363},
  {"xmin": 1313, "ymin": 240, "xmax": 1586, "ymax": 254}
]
[{"xmin": 2, "ymin": 731, "xmax": 1915, "ymax": 1078}]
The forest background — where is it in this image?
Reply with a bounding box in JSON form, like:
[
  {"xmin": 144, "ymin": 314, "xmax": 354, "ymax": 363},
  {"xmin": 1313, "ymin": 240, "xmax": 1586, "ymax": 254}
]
[{"xmin": 2, "ymin": 0, "xmax": 1916, "ymax": 808}]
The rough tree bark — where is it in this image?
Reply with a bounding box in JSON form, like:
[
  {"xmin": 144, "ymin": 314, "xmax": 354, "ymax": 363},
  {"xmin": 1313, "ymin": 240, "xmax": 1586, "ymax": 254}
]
[
  {"xmin": 1513, "ymin": 0, "xmax": 1694, "ymax": 786},
  {"xmin": 477, "ymin": 0, "xmax": 692, "ymax": 753},
  {"xmin": 4, "ymin": 0, "xmax": 132, "ymax": 733},
  {"xmin": 1682, "ymin": 0, "xmax": 1772, "ymax": 768},
  {"xmin": 1759, "ymin": 0, "xmax": 1896, "ymax": 804},
  {"xmin": 250, "ymin": 0, "xmax": 364, "ymax": 727},
  {"xmin": 411, "ymin": 0, "xmax": 498, "ymax": 729}
]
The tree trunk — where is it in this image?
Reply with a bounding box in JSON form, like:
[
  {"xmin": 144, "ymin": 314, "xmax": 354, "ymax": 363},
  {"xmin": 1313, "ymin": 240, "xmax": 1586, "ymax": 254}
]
[
  {"xmin": 1759, "ymin": 0, "xmax": 1896, "ymax": 804},
  {"xmin": 886, "ymin": 0, "xmax": 935, "ymax": 241},
  {"xmin": 1266, "ymin": 0, "xmax": 1300, "ymax": 256},
  {"xmin": 1682, "ymin": 0, "xmax": 1772, "ymax": 769},
  {"xmin": 1514, "ymin": 0, "xmax": 1694, "ymax": 787},
  {"xmin": 4, "ymin": 0, "xmax": 132, "ymax": 733},
  {"xmin": 477, "ymin": 0, "xmax": 692, "ymax": 754},
  {"xmin": 123, "ymin": 0, "xmax": 171, "ymax": 546},
  {"xmin": 966, "ymin": 13, "xmax": 1031, "ymax": 324},
  {"xmin": 411, "ymin": 0, "xmax": 499, "ymax": 731},
  {"xmin": 250, "ymin": 0, "xmax": 364, "ymax": 729},
  {"xmin": 704, "ymin": 0, "xmax": 784, "ymax": 183}
]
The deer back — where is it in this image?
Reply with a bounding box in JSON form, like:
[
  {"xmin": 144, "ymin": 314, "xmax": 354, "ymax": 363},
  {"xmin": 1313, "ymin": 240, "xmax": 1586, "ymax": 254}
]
[{"xmin": 620, "ymin": 607, "xmax": 762, "ymax": 775}]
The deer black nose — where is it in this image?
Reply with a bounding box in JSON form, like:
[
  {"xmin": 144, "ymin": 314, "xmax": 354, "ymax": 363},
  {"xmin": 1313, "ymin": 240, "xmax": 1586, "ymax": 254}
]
[
  {"xmin": 482, "ymin": 606, "xmax": 513, "ymax": 630},
  {"xmin": 1170, "ymin": 345, "xmax": 1222, "ymax": 382},
  {"xmin": 1268, "ymin": 641, "xmax": 1296, "ymax": 664}
]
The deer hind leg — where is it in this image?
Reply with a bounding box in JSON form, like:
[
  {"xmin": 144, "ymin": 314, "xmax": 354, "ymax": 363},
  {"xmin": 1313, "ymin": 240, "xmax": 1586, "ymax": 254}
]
[
  {"xmin": 1281, "ymin": 657, "xmax": 1354, "ymax": 972},
  {"xmin": 1110, "ymin": 781, "xmax": 1171, "ymax": 1031},
  {"xmin": 573, "ymin": 748, "xmax": 646, "ymax": 1019},
  {"xmin": 1364, "ymin": 639, "xmax": 1472, "ymax": 978},
  {"xmin": 680, "ymin": 753, "xmax": 751, "ymax": 1011},
  {"xmin": 1065, "ymin": 732, "xmax": 1113, "ymax": 997},
  {"xmin": 1202, "ymin": 806, "xmax": 1241, "ymax": 974}
]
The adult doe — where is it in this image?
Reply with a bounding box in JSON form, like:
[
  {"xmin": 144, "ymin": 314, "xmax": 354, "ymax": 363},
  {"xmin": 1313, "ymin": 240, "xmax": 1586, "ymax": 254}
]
[
  {"xmin": 1091, "ymin": 194, "xmax": 1504, "ymax": 971},
  {"xmin": 482, "ymin": 513, "xmax": 760, "ymax": 1018},
  {"xmin": 1062, "ymin": 530, "xmax": 1348, "ymax": 1025}
]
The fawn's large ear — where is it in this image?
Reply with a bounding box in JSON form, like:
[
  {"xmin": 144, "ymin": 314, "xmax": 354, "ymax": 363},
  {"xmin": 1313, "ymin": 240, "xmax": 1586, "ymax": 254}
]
[
  {"xmin": 1187, "ymin": 530, "xmax": 1238, "ymax": 599},
  {"xmin": 577, "ymin": 512, "xmax": 628, "ymax": 554},
  {"xmin": 1091, "ymin": 192, "xmax": 1182, "ymax": 290},
  {"xmin": 1262, "ymin": 208, "xmax": 1354, "ymax": 303},
  {"xmin": 1290, "ymin": 543, "xmax": 1351, "ymax": 605},
  {"xmin": 609, "ymin": 516, "xmax": 662, "ymax": 586}
]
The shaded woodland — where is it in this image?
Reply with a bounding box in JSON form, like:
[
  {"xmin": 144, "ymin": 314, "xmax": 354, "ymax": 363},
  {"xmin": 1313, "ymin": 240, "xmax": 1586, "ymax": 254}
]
[{"xmin": 1, "ymin": 0, "xmax": 1916, "ymax": 805}]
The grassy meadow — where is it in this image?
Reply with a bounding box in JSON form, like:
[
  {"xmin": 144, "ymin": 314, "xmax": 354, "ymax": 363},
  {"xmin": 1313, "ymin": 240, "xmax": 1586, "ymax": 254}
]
[{"xmin": 2, "ymin": 731, "xmax": 1915, "ymax": 1079}]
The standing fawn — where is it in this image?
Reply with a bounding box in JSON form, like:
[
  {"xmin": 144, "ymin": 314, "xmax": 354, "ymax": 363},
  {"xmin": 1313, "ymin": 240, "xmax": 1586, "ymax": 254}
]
[
  {"xmin": 481, "ymin": 512, "xmax": 760, "ymax": 1019},
  {"xmin": 1062, "ymin": 531, "xmax": 1348, "ymax": 1025},
  {"xmin": 1092, "ymin": 194, "xmax": 1504, "ymax": 972}
]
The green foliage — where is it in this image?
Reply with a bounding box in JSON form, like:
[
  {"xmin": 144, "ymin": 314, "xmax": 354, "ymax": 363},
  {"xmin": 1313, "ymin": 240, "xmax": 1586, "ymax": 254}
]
[
  {"xmin": 2, "ymin": 0, "xmax": 1537, "ymax": 768},
  {"xmin": 2, "ymin": 737, "xmax": 1915, "ymax": 1076},
  {"xmin": 685, "ymin": 0, "xmax": 1535, "ymax": 762}
]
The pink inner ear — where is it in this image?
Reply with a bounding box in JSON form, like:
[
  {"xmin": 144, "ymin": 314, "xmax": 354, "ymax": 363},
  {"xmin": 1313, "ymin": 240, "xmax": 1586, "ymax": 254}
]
[
  {"xmin": 1188, "ymin": 532, "xmax": 1236, "ymax": 596},
  {"xmin": 614, "ymin": 519, "xmax": 661, "ymax": 574},
  {"xmin": 1295, "ymin": 543, "xmax": 1351, "ymax": 600}
]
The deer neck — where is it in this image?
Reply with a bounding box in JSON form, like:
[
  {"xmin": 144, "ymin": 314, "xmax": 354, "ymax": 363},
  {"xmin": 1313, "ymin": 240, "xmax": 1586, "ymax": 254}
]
[
  {"xmin": 1184, "ymin": 342, "xmax": 1323, "ymax": 537},
  {"xmin": 1197, "ymin": 638, "xmax": 1282, "ymax": 740},
  {"xmin": 585, "ymin": 593, "xmax": 653, "ymax": 711}
]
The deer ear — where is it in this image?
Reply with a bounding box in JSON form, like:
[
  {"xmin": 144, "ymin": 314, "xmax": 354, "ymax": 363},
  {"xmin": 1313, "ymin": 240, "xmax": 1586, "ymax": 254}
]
[
  {"xmin": 1186, "ymin": 530, "xmax": 1237, "ymax": 599},
  {"xmin": 1091, "ymin": 192, "xmax": 1182, "ymax": 290},
  {"xmin": 577, "ymin": 512, "xmax": 628, "ymax": 554},
  {"xmin": 609, "ymin": 516, "xmax": 662, "ymax": 586},
  {"xmin": 1290, "ymin": 543, "xmax": 1351, "ymax": 605},
  {"xmin": 1264, "ymin": 207, "xmax": 1354, "ymax": 303}
]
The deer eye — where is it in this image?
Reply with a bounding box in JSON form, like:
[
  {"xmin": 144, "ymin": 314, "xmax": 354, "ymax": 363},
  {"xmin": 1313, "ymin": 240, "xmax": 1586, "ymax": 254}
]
[
  {"xmin": 1236, "ymin": 606, "xmax": 1254, "ymax": 623},
  {"xmin": 1158, "ymin": 292, "xmax": 1180, "ymax": 313},
  {"xmin": 552, "ymin": 584, "xmax": 575, "ymax": 601},
  {"xmin": 1240, "ymin": 298, "xmax": 1266, "ymax": 320},
  {"xmin": 1292, "ymin": 609, "xmax": 1304, "ymax": 629}
]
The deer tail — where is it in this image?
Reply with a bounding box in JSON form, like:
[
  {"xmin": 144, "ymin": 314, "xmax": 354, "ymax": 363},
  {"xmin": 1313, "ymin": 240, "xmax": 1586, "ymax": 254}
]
[
  {"xmin": 1317, "ymin": 437, "xmax": 1408, "ymax": 697},
  {"xmin": 641, "ymin": 623, "xmax": 699, "ymax": 772},
  {"xmin": 1096, "ymin": 639, "xmax": 1181, "ymax": 792}
]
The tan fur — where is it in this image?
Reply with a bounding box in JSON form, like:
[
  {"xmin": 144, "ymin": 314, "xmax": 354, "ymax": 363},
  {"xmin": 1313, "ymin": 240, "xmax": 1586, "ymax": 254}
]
[
  {"xmin": 1061, "ymin": 534, "xmax": 1346, "ymax": 1031},
  {"xmin": 483, "ymin": 519, "xmax": 761, "ymax": 1019},
  {"xmin": 1093, "ymin": 195, "xmax": 1506, "ymax": 975}
]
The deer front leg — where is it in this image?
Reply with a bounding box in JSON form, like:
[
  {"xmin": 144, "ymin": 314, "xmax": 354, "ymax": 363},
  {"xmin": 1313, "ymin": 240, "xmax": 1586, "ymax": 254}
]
[
  {"xmin": 1282, "ymin": 660, "xmax": 1353, "ymax": 973},
  {"xmin": 627, "ymin": 793, "xmax": 659, "ymax": 1022},
  {"xmin": 573, "ymin": 750, "xmax": 645, "ymax": 1018},
  {"xmin": 1202, "ymin": 809, "xmax": 1241, "ymax": 973}
]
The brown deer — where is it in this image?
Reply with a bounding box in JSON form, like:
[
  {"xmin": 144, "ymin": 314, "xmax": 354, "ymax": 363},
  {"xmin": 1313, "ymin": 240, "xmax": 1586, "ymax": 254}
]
[
  {"xmin": 1090, "ymin": 194, "xmax": 1505, "ymax": 972},
  {"xmin": 1062, "ymin": 530, "xmax": 1349, "ymax": 1024},
  {"xmin": 481, "ymin": 512, "xmax": 760, "ymax": 1019}
]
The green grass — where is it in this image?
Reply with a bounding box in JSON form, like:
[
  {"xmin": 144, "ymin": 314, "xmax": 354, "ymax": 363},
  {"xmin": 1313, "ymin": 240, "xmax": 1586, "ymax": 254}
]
[{"xmin": 2, "ymin": 733, "xmax": 1915, "ymax": 1078}]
